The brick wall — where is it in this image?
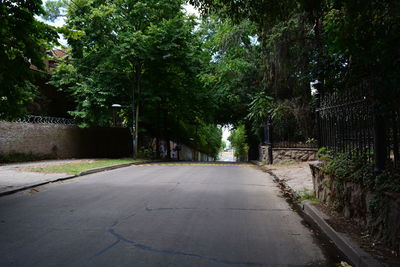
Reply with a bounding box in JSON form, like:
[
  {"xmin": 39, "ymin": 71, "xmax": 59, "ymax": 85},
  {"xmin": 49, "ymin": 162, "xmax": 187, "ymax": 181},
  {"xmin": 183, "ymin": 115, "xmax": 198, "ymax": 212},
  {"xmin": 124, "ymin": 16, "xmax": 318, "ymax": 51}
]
[{"xmin": 0, "ymin": 121, "xmax": 132, "ymax": 159}]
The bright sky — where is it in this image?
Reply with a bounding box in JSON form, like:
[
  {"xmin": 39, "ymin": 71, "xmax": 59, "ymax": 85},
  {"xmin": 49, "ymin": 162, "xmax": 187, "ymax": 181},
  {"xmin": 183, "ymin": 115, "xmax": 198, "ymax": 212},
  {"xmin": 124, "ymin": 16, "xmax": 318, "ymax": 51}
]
[
  {"xmin": 183, "ymin": 3, "xmax": 200, "ymax": 17},
  {"xmin": 222, "ymin": 125, "xmax": 232, "ymax": 147}
]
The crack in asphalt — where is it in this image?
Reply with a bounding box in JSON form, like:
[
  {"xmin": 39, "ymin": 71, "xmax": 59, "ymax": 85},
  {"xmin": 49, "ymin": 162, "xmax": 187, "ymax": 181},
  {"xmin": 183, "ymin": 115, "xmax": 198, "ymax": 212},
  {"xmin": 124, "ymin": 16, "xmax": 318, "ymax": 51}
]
[
  {"xmin": 86, "ymin": 210, "xmax": 267, "ymax": 266},
  {"xmin": 107, "ymin": 228, "xmax": 265, "ymax": 266},
  {"xmin": 86, "ymin": 207, "xmax": 314, "ymax": 267}
]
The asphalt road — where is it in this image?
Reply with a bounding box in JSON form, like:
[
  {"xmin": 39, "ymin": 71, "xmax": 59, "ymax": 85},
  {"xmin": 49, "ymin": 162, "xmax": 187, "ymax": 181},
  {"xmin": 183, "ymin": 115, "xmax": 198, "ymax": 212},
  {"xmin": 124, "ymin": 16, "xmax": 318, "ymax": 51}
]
[{"xmin": 0, "ymin": 163, "xmax": 336, "ymax": 267}]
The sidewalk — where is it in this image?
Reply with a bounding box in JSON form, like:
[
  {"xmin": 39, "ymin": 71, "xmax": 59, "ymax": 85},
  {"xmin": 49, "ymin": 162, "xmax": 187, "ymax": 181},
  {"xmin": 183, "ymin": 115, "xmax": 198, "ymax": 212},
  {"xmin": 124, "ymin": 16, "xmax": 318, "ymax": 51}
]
[
  {"xmin": 0, "ymin": 159, "xmax": 98, "ymax": 195},
  {"xmin": 0, "ymin": 159, "xmax": 145, "ymax": 196},
  {"xmin": 260, "ymin": 161, "xmax": 383, "ymax": 267},
  {"xmin": 262, "ymin": 162, "xmax": 314, "ymax": 195}
]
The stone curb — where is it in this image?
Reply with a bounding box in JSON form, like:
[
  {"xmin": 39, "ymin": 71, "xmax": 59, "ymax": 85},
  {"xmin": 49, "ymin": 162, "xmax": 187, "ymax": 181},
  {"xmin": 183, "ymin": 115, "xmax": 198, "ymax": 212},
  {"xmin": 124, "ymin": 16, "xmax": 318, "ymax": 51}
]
[
  {"xmin": 0, "ymin": 160, "xmax": 154, "ymax": 197},
  {"xmin": 251, "ymin": 161, "xmax": 383, "ymax": 267}
]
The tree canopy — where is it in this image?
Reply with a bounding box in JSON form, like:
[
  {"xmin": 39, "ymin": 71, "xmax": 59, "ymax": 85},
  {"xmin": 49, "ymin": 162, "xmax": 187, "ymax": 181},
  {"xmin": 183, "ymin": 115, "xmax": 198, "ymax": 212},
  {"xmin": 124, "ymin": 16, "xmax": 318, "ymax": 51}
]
[
  {"xmin": 49, "ymin": 0, "xmax": 222, "ymax": 157},
  {"xmin": 190, "ymin": 0, "xmax": 400, "ymax": 154}
]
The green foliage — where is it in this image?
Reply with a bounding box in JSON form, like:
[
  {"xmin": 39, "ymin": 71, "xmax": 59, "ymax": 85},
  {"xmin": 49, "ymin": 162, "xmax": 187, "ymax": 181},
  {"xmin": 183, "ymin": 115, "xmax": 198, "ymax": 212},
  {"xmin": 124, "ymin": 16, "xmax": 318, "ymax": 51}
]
[
  {"xmin": 197, "ymin": 16, "xmax": 263, "ymax": 125},
  {"xmin": 43, "ymin": 0, "xmax": 68, "ymax": 21},
  {"xmin": 180, "ymin": 121, "xmax": 222, "ymax": 159},
  {"xmin": 51, "ymin": 0, "xmax": 199, "ymax": 125},
  {"xmin": 194, "ymin": 4, "xmax": 319, "ymax": 147},
  {"xmin": 0, "ymin": 0, "xmax": 58, "ymax": 120},
  {"xmin": 297, "ymin": 189, "xmax": 319, "ymax": 203},
  {"xmin": 321, "ymin": 152, "xmax": 400, "ymax": 211},
  {"xmin": 316, "ymin": 147, "xmax": 333, "ymax": 161},
  {"xmin": 220, "ymin": 140, "xmax": 227, "ymax": 151},
  {"xmin": 228, "ymin": 124, "xmax": 249, "ymax": 160},
  {"xmin": 322, "ymin": 153, "xmax": 374, "ymax": 185},
  {"xmin": 320, "ymin": 152, "xmax": 400, "ymax": 249},
  {"xmin": 246, "ymin": 92, "xmax": 273, "ymax": 132},
  {"xmin": 323, "ymin": 1, "xmax": 400, "ymax": 87},
  {"xmin": 192, "ymin": 0, "xmax": 400, "ymax": 95},
  {"xmin": 49, "ymin": 0, "xmax": 222, "ymax": 157}
]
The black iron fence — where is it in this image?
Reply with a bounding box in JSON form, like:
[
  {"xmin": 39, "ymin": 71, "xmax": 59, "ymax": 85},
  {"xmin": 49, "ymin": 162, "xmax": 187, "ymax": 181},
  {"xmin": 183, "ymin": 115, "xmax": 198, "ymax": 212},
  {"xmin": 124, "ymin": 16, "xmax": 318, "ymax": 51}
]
[
  {"xmin": 263, "ymin": 116, "xmax": 317, "ymax": 164},
  {"xmin": 316, "ymin": 88, "xmax": 400, "ymax": 170},
  {"xmin": 268, "ymin": 115, "xmax": 318, "ymax": 150},
  {"xmin": 317, "ymin": 90, "xmax": 374, "ymax": 158}
]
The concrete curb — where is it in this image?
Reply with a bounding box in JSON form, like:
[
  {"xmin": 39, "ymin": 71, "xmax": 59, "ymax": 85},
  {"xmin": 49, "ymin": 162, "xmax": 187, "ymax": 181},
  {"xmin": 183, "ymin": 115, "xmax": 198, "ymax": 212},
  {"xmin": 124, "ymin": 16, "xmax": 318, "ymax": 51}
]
[
  {"xmin": 0, "ymin": 160, "xmax": 153, "ymax": 197},
  {"xmin": 252, "ymin": 161, "xmax": 383, "ymax": 267},
  {"xmin": 301, "ymin": 201, "xmax": 382, "ymax": 267}
]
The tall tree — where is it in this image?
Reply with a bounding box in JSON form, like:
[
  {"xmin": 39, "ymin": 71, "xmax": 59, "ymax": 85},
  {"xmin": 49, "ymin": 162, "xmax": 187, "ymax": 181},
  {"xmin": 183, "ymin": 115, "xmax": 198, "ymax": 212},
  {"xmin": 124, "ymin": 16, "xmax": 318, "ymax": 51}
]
[
  {"xmin": 50, "ymin": 0, "xmax": 222, "ymax": 157},
  {"xmin": 197, "ymin": 16, "xmax": 263, "ymax": 124}
]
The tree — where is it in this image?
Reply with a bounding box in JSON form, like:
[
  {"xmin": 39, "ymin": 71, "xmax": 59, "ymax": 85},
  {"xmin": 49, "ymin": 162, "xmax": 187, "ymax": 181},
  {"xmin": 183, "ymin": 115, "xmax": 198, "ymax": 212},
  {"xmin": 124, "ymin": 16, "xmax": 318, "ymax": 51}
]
[
  {"xmin": 0, "ymin": 0, "xmax": 58, "ymax": 120},
  {"xmin": 197, "ymin": 16, "xmax": 263, "ymax": 125},
  {"xmin": 323, "ymin": 0, "xmax": 400, "ymax": 92},
  {"xmin": 191, "ymin": 0, "xmax": 400, "ymax": 94},
  {"xmin": 191, "ymin": 2, "xmax": 321, "ymax": 150},
  {"xmin": 228, "ymin": 124, "xmax": 249, "ymax": 161},
  {"xmin": 191, "ymin": 0, "xmax": 400, "ymax": 151},
  {"xmin": 50, "ymin": 0, "xmax": 223, "ymax": 157}
]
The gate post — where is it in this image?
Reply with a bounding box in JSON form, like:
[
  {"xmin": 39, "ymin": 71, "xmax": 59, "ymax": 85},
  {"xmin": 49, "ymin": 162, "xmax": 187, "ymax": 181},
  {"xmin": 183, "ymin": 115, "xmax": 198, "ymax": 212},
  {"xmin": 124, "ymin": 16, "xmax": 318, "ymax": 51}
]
[{"xmin": 266, "ymin": 117, "xmax": 273, "ymax": 164}]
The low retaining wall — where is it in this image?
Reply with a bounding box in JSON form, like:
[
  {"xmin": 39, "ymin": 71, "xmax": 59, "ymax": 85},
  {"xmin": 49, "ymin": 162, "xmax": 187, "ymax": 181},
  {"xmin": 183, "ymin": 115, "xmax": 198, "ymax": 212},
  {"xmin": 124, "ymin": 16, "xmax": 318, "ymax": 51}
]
[
  {"xmin": 0, "ymin": 121, "xmax": 131, "ymax": 159},
  {"xmin": 309, "ymin": 161, "xmax": 400, "ymax": 252},
  {"xmin": 260, "ymin": 145, "xmax": 316, "ymax": 163}
]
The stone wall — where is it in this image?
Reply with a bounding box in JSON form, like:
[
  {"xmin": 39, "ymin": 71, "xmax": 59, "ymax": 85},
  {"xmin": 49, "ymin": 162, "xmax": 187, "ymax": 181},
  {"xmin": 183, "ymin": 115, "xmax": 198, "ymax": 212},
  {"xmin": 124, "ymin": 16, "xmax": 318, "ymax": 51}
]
[
  {"xmin": 0, "ymin": 121, "xmax": 132, "ymax": 159},
  {"xmin": 309, "ymin": 161, "xmax": 400, "ymax": 251},
  {"xmin": 260, "ymin": 145, "xmax": 316, "ymax": 164},
  {"xmin": 0, "ymin": 121, "xmax": 214, "ymax": 162},
  {"xmin": 309, "ymin": 161, "xmax": 370, "ymax": 221}
]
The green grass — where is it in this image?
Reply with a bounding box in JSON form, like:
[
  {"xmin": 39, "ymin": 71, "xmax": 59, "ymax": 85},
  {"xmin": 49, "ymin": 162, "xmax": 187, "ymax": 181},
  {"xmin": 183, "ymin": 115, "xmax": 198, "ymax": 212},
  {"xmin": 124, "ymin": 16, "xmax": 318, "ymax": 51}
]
[
  {"xmin": 297, "ymin": 189, "xmax": 320, "ymax": 203},
  {"xmin": 28, "ymin": 158, "xmax": 144, "ymax": 175}
]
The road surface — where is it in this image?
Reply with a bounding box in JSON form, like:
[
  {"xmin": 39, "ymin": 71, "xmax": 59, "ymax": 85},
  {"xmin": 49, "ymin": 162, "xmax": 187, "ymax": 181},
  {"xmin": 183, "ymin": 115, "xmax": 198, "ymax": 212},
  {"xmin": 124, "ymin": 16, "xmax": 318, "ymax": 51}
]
[{"xmin": 0, "ymin": 163, "xmax": 338, "ymax": 266}]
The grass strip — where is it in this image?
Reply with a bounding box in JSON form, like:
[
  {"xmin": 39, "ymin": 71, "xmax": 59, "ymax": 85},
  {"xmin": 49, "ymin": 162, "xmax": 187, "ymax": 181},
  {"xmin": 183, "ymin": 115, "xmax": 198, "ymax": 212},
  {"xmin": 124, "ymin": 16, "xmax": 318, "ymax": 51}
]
[{"xmin": 28, "ymin": 159, "xmax": 143, "ymax": 175}]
